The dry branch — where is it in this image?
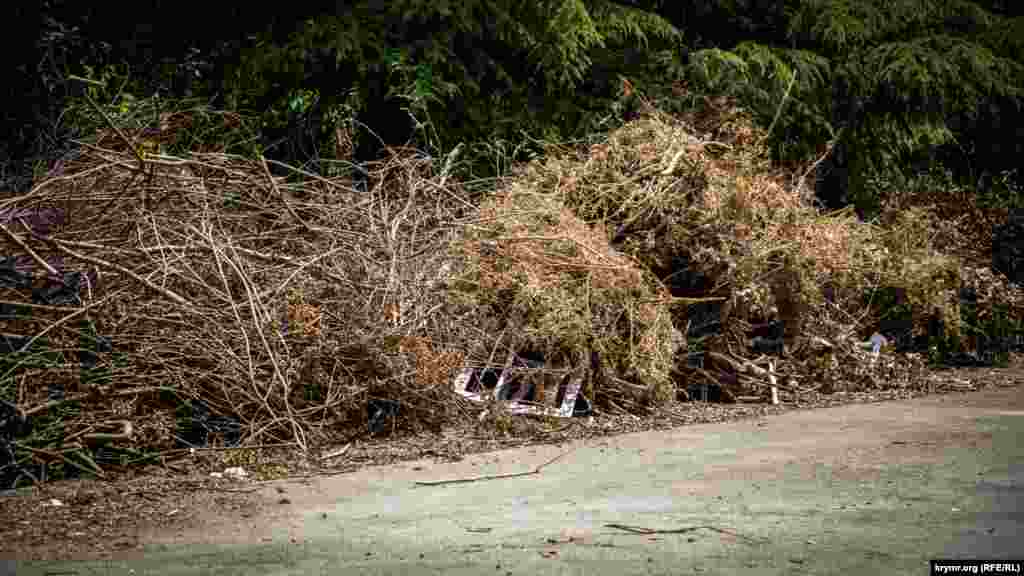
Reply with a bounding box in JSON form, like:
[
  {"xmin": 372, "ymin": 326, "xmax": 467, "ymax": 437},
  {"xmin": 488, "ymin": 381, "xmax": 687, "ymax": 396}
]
[
  {"xmin": 604, "ymin": 523, "xmax": 766, "ymax": 544},
  {"xmin": 45, "ymin": 238, "xmax": 194, "ymax": 308},
  {"xmin": 0, "ymin": 224, "xmax": 60, "ymax": 277},
  {"xmin": 414, "ymin": 448, "xmax": 574, "ymax": 487}
]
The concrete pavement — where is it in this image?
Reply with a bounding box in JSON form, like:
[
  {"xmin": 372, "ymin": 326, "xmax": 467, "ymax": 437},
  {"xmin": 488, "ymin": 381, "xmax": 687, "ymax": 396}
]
[{"xmin": 14, "ymin": 385, "xmax": 1024, "ymax": 575}]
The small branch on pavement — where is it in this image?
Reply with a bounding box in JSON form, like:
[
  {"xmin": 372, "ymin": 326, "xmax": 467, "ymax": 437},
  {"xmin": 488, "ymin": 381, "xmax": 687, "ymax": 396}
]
[
  {"xmin": 414, "ymin": 447, "xmax": 575, "ymax": 487},
  {"xmin": 604, "ymin": 523, "xmax": 766, "ymax": 544}
]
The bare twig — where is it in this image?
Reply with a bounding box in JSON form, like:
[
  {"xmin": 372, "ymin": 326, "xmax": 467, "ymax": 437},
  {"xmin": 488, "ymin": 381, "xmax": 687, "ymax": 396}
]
[
  {"xmin": 44, "ymin": 237, "xmax": 194, "ymax": 309},
  {"xmin": 604, "ymin": 523, "xmax": 766, "ymax": 544},
  {"xmin": 10, "ymin": 291, "xmax": 120, "ymax": 355},
  {"xmin": 23, "ymin": 386, "xmax": 183, "ymax": 417},
  {"xmin": 320, "ymin": 443, "xmax": 353, "ymax": 461},
  {"xmin": 260, "ymin": 156, "xmax": 315, "ymax": 233},
  {"xmin": 414, "ymin": 447, "xmax": 575, "ymax": 487},
  {"xmin": 13, "ymin": 442, "xmax": 106, "ymax": 478},
  {"xmin": 760, "ymin": 70, "xmax": 798, "ymax": 146},
  {"xmin": 67, "ymin": 75, "xmax": 146, "ymax": 165},
  {"xmin": 0, "ymin": 223, "xmax": 60, "ymax": 276}
]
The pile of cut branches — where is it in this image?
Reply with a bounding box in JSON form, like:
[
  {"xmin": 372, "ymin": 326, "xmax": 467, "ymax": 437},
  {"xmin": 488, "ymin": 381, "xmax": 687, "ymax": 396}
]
[
  {"xmin": 2, "ymin": 89, "xmax": 1022, "ymax": 487},
  {"xmin": 0, "ymin": 99, "xmax": 481, "ymax": 486},
  {"xmin": 471, "ymin": 92, "xmax": 1024, "ymax": 404}
]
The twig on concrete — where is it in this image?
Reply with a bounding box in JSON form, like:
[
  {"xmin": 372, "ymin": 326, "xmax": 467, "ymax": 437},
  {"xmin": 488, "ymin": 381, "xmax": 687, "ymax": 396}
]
[
  {"xmin": 604, "ymin": 523, "xmax": 766, "ymax": 544},
  {"xmin": 414, "ymin": 447, "xmax": 575, "ymax": 487}
]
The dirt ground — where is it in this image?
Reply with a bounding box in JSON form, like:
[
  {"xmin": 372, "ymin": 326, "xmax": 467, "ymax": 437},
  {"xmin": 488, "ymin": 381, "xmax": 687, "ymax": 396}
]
[{"xmin": 2, "ymin": 359, "xmax": 1023, "ymax": 562}]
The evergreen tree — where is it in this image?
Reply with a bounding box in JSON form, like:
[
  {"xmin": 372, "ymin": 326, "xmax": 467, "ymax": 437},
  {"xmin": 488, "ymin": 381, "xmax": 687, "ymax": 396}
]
[
  {"xmin": 675, "ymin": 0, "xmax": 1024, "ymax": 213},
  {"xmin": 217, "ymin": 0, "xmax": 685, "ymax": 174}
]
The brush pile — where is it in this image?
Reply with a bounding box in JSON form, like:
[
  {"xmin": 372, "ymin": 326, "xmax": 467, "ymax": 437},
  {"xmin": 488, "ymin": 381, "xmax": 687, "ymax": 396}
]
[
  {"xmin": 0, "ymin": 102, "xmax": 481, "ymax": 485},
  {"xmin": 1, "ymin": 93, "xmax": 1021, "ymax": 486}
]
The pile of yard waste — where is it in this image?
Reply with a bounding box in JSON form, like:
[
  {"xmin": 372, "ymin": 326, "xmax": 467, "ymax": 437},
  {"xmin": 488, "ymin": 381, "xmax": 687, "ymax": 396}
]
[
  {"xmin": 1, "ymin": 94, "xmax": 1021, "ymax": 487},
  {"xmin": 449, "ymin": 94, "xmax": 1023, "ymax": 408}
]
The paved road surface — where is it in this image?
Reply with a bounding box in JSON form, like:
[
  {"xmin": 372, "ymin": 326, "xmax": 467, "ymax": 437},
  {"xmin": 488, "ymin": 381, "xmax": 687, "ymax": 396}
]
[{"xmin": 14, "ymin": 385, "xmax": 1024, "ymax": 575}]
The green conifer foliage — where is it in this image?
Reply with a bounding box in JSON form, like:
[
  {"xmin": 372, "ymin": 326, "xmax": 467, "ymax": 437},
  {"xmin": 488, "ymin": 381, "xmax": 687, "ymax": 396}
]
[
  {"xmin": 683, "ymin": 0, "xmax": 1023, "ymax": 213},
  {"xmin": 218, "ymin": 1, "xmax": 684, "ymax": 174}
]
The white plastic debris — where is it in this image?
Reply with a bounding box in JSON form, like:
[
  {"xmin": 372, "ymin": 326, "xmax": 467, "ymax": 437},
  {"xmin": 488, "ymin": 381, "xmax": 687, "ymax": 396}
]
[
  {"xmin": 869, "ymin": 332, "xmax": 888, "ymax": 355},
  {"xmin": 858, "ymin": 332, "xmax": 889, "ymax": 367},
  {"xmin": 453, "ymin": 350, "xmax": 589, "ymax": 418},
  {"xmin": 455, "ymin": 366, "xmax": 585, "ymax": 418}
]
